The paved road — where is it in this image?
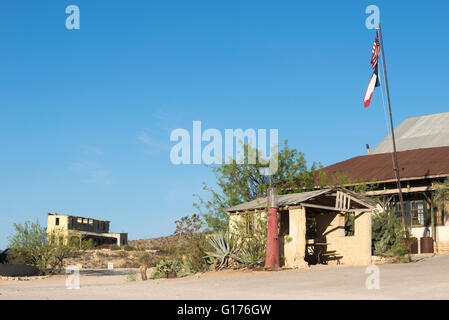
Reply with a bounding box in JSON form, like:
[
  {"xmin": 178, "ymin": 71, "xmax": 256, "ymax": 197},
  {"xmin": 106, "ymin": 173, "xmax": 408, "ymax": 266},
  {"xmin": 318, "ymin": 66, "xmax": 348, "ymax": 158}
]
[{"xmin": 1, "ymin": 255, "xmax": 448, "ymax": 299}]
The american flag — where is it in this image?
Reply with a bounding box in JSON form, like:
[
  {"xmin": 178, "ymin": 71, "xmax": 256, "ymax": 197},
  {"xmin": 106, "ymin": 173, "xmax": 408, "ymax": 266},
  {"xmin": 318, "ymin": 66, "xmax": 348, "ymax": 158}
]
[{"xmin": 370, "ymin": 32, "xmax": 380, "ymax": 71}]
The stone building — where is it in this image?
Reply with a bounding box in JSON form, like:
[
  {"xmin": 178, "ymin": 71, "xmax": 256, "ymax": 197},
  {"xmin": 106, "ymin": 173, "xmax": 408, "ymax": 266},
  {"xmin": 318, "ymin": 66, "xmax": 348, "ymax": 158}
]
[
  {"xmin": 47, "ymin": 213, "xmax": 128, "ymax": 247},
  {"xmin": 226, "ymin": 188, "xmax": 376, "ymax": 268}
]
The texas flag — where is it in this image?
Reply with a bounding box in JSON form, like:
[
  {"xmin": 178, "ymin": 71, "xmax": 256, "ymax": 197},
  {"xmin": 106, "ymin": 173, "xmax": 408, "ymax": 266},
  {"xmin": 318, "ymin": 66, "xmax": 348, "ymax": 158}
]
[{"xmin": 364, "ymin": 32, "xmax": 381, "ymax": 108}]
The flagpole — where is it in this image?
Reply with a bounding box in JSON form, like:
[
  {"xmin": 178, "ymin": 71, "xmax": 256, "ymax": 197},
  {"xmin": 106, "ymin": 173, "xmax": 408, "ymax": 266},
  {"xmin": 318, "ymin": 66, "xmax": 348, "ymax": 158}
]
[{"xmin": 377, "ymin": 24, "xmax": 410, "ymax": 243}]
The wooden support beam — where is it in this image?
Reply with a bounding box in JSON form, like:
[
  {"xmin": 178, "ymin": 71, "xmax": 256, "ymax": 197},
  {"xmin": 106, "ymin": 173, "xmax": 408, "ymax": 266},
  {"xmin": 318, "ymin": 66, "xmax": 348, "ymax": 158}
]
[
  {"xmin": 284, "ymin": 205, "xmax": 301, "ymax": 210},
  {"xmin": 366, "ymin": 186, "xmax": 434, "ymax": 196},
  {"xmin": 330, "ymin": 192, "xmax": 372, "ymax": 209},
  {"xmin": 302, "ymin": 203, "xmax": 344, "ymax": 212},
  {"xmin": 302, "ymin": 202, "xmax": 370, "ymax": 213}
]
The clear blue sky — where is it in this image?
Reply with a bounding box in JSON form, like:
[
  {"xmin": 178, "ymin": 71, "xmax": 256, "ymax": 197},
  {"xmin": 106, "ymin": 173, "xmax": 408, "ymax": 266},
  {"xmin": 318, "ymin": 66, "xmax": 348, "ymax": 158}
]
[{"xmin": 1, "ymin": 1, "xmax": 448, "ymax": 248}]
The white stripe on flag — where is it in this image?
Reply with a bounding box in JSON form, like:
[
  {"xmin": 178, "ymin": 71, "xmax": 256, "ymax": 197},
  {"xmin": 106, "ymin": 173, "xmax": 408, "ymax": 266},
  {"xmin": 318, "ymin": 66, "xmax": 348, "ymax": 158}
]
[{"xmin": 364, "ymin": 73, "xmax": 377, "ymax": 108}]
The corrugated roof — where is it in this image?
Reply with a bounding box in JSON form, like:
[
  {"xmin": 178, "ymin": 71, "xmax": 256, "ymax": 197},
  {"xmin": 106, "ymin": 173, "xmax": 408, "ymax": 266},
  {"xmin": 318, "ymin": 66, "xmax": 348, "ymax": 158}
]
[
  {"xmin": 226, "ymin": 188, "xmax": 376, "ymax": 212},
  {"xmin": 372, "ymin": 111, "xmax": 449, "ymax": 154},
  {"xmin": 226, "ymin": 189, "xmax": 330, "ymax": 212},
  {"xmin": 320, "ymin": 146, "xmax": 449, "ymax": 184}
]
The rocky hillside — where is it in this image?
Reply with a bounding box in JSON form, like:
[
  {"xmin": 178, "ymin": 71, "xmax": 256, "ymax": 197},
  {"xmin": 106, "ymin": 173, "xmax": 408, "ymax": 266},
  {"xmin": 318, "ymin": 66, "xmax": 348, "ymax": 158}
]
[{"xmin": 64, "ymin": 234, "xmax": 185, "ymax": 269}]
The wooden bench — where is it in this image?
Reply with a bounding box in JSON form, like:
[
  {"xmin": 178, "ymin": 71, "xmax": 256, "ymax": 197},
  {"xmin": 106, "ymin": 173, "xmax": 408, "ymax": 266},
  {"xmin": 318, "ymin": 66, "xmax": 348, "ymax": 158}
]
[{"xmin": 319, "ymin": 251, "xmax": 342, "ymax": 265}]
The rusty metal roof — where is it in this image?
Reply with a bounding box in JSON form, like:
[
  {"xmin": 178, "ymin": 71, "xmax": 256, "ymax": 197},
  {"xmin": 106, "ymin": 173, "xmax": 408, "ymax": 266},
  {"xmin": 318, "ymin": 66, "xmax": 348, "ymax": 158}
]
[{"xmin": 321, "ymin": 146, "xmax": 449, "ymax": 184}]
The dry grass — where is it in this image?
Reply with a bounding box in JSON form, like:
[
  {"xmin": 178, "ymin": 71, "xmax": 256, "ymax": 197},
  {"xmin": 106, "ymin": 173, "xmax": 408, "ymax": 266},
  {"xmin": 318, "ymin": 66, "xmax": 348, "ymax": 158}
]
[
  {"xmin": 129, "ymin": 234, "xmax": 188, "ymax": 253},
  {"xmin": 62, "ymin": 235, "xmax": 187, "ymax": 269}
]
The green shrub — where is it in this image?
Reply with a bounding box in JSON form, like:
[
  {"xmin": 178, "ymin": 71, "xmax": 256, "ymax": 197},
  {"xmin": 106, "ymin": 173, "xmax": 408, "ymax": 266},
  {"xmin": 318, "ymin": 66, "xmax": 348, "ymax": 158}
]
[
  {"xmin": 122, "ymin": 244, "xmax": 135, "ymax": 251},
  {"xmin": 172, "ymin": 214, "xmax": 210, "ymax": 274},
  {"xmin": 231, "ymin": 213, "xmax": 268, "ymax": 268},
  {"xmin": 8, "ymin": 220, "xmax": 80, "ymax": 274},
  {"xmin": 5, "ymin": 248, "xmax": 29, "ymax": 264},
  {"xmin": 372, "ymin": 209, "xmax": 409, "ymax": 261},
  {"xmin": 117, "ymin": 250, "xmax": 128, "ymax": 258},
  {"xmin": 110, "ymin": 244, "xmax": 120, "ymax": 251},
  {"xmin": 126, "ymin": 269, "xmax": 137, "ymax": 281},
  {"xmin": 81, "ymin": 238, "xmax": 95, "ymax": 250},
  {"xmin": 150, "ymin": 258, "xmax": 182, "ymax": 279},
  {"xmin": 119, "ymin": 261, "xmax": 140, "ymax": 268},
  {"xmin": 205, "ymin": 231, "xmax": 238, "ymax": 270},
  {"xmin": 138, "ymin": 252, "xmax": 153, "ymax": 265}
]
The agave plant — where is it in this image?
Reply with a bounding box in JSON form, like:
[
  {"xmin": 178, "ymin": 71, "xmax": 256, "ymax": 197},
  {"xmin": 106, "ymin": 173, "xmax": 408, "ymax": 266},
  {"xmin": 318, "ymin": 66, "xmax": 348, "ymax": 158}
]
[{"xmin": 205, "ymin": 231, "xmax": 239, "ymax": 270}]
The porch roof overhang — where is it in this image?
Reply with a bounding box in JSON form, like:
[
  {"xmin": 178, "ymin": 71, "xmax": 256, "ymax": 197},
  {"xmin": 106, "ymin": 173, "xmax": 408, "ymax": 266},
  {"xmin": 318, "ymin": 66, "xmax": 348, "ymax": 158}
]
[
  {"xmin": 69, "ymin": 230, "xmax": 118, "ymax": 239},
  {"xmin": 225, "ymin": 187, "xmax": 377, "ymax": 214}
]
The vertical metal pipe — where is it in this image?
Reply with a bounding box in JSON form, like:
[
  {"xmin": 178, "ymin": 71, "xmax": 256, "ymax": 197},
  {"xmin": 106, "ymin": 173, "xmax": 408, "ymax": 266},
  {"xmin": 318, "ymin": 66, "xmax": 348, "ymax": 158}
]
[
  {"xmin": 265, "ymin": 187, "xmax": 280, "ymax": 268},
  {"xmin": 378, "ymin": 24, "xmax": 409, "ymax": 242}
]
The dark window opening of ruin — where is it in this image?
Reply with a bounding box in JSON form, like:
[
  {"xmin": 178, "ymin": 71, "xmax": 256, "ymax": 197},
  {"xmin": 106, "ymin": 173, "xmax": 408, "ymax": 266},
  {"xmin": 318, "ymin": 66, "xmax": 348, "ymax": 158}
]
[
  {"xmin": 306, "ymin": 216, "xmax": 317, "ymax": 239},
  {"xmin": 345, "ymin": 213, "xmax": 355, "ymax": 236},
  {"xmin": 55, "ymin": 218, "xmax": 59, "ymax": 226}
]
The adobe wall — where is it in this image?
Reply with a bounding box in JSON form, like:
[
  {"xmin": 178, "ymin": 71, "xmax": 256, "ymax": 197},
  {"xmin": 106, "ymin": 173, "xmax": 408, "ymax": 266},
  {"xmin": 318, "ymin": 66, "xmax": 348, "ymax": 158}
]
[
  {"xmin": 283, "ymin": 207, "xmax": 308, "ymax": 268},
  {"xmin": 105, "ymin": 233, "xmax": 128, "ymax": 246},
  {"xmin": 47, "ymin": 214, "xmax": 70, "ymax": 236},
  {"xmin": 229, "ymin": 207, "xmax": 372, "ymax": 268},
  {"xmin": 315, "ymin": 211, "xmax": 372, "ymax": 265},
  {"xmin": 228, "ymin": 211, "xmax": 267, "ymax": 235}
]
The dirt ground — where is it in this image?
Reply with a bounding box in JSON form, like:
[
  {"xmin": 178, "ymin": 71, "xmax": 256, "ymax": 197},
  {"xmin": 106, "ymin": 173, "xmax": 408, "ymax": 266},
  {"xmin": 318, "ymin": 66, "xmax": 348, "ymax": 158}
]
[{"xmin": 1, "ymin": 254, "xmax": 449, "ymax": 300}]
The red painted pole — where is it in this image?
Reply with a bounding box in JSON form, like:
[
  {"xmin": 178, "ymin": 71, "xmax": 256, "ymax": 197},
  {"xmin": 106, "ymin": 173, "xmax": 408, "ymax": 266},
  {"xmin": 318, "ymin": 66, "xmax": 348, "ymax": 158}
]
[{"xmin": 265, "ymin": 187, "xmax": 279, "ymax": 268}]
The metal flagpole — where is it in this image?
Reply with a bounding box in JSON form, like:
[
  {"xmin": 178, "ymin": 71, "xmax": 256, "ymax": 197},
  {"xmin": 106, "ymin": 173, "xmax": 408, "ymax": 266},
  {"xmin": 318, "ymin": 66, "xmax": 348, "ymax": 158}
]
[{"xmin": 377, "ymin": 24, "xmax": 410, "ymax": 242}]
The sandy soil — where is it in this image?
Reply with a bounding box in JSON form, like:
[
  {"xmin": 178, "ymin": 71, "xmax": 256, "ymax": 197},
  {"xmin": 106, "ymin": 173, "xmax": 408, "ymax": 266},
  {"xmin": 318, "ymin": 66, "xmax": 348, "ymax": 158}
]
[{"xmin": 1, "ymin": 255, "xmax": 449, "ymax": 300}]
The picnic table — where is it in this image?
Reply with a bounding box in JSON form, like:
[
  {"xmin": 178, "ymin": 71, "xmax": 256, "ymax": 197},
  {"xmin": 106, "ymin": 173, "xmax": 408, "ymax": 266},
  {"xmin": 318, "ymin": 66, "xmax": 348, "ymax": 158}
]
[{"xmin": 306, "ymin": 242, "xmax": 332, "ymax": 264}]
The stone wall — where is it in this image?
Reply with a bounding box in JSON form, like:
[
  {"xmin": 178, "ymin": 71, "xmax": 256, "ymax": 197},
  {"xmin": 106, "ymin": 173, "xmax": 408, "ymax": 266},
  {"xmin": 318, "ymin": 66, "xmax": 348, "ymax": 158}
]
[{"xmin": 0, "ymin": 264, "xmax": 39, "ymax": 277}]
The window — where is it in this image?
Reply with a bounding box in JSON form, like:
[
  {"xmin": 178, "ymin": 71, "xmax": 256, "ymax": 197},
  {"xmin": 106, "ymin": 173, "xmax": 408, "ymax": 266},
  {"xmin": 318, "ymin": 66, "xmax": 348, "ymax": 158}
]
[
  {"xmin": 55, "ymin": 217, "xmax": 59, "ymax": 226},
  {"xmin": 344, "ymin": 213, "xmax": 355, "ymax": 236},
  {"xmin": 306, "ymin": 216, "xmax": 317, "ymax": 239},
  {"xmin": 393, "ymin": 203, "xmax": 403, "ymax": 219},
  {"xmin": 411, "ymin": 200, "xmax": 427, "ymax": 227},
  {"xmin": 393, "ymin": 199, "xmax": 429, "ymax": 228}
]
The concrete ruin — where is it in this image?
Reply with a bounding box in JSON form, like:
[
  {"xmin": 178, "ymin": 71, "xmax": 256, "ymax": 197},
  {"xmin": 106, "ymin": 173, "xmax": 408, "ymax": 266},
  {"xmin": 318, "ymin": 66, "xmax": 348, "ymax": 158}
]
[{"xmin": 47, "ymin": 213, "xmax": 128, "ymax": 247}]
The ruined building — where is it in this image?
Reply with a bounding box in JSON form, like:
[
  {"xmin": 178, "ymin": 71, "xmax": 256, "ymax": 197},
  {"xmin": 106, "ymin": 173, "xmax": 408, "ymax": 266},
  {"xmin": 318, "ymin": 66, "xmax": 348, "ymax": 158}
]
[{"xmin": 47, "ymin": 213, "xmax": 128, "ymax": 246}]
